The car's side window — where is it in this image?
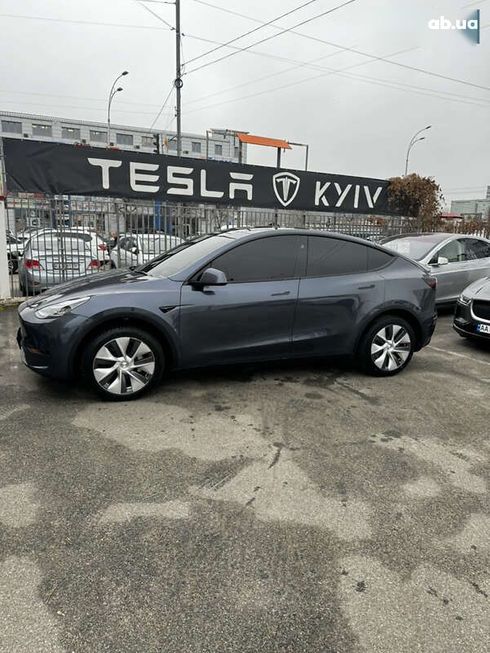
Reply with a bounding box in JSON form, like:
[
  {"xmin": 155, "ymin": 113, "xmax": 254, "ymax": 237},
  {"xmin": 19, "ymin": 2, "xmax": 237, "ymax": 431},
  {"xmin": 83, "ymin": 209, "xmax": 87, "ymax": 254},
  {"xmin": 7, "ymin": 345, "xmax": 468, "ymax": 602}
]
[
  {"xmin": 306, "ymin": 236, "xmax": 368, "ymax": 277},
  {"xmin": 118, "ymin": 237, "xmax": 128, "ymax": 250},
  {"xmin": 431, "ymin": 239, "xmax": 465, "ymax": 264},
  {"xmin": 211, "ymin": 236, "xmax": 304, "ymax": 283},
  {"xmin": 465, "ymin": 238, "xmax": 490, "ymax": 260},
  {"xmin": 367, "ymin": 247, "xmax": 394, "ymax": 271}
]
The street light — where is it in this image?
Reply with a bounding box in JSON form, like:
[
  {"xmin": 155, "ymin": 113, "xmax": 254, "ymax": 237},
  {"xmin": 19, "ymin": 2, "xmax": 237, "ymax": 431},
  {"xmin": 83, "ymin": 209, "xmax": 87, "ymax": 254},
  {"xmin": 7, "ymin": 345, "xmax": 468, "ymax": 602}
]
[
  {"xmin": 404, "ymin": 125, "xmax": 431, "ymax": 175},
  {"xmin": 107, "ymin": 71, "xmax": 129, "ymax": 147}
]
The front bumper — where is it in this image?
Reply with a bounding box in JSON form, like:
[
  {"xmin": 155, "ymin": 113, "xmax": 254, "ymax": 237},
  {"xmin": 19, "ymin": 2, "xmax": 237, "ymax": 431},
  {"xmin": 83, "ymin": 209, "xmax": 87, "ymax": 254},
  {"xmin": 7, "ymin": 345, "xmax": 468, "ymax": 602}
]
[
  {"xmin": 453, "ymin": 300, "xmax": 490, "ymax": 340},
  {"xmin": 17, "ymin": 308, "xmax": 89, "ymax": 380}
]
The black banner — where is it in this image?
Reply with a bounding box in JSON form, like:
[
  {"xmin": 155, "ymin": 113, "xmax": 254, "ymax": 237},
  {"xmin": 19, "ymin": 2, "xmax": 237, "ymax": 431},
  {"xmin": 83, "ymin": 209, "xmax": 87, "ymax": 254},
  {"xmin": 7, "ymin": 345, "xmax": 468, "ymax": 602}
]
[{"xmin": 2, "ymin": 138, "xmax": 393, "ymax": 214}]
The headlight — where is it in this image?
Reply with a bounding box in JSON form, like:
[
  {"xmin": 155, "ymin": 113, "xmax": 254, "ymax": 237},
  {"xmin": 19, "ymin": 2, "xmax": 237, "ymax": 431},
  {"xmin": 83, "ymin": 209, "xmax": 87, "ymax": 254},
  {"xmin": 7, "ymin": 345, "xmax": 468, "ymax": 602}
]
[
  {"xmin": 35, "ymin": 296, "xmax": 90, "ymax": 319},
  {"xmin": 459, "ymin": 294, "xmax": 471, "ymax": 306}
]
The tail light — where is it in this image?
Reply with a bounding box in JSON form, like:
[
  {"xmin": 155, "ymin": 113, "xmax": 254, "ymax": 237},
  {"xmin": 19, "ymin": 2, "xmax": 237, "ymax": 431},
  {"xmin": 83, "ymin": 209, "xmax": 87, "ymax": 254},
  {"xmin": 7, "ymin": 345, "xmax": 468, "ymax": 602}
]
[
  {"xmin": 24, "ymin": 259, "xmax": 41, "ymax": 270},
  {"xmin": 88, "ymin": 259, "xmax": 100, "ymax": 269},
  {"xmin": 424, "ymin": 275, "xmax": 437, "ymax": 289}
]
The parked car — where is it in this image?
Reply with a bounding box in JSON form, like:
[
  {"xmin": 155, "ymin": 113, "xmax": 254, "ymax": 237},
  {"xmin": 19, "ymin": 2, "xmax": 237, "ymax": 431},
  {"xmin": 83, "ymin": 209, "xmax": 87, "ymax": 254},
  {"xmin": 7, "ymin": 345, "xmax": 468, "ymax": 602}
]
[
  {"xmin": 381, "ymin": 233, "xmax": 490, "ymax": 304},
  {"xmin": 28, "ymin": 228, "xmax": 110, "ymax": 267},
  {"xmin": 17, "ymin": 229, "xmax": 437, "ymax": 400},
  {"xmin": 453, "ymin": 277, "xmax": 490, "ymax": 341},
  {"xmin": 110, "ymin": 233, "xmax": 184, "ymax": 268},
  {"xmin": 18, "ymin": 232, "xmax": 102, "ymax": 295}
]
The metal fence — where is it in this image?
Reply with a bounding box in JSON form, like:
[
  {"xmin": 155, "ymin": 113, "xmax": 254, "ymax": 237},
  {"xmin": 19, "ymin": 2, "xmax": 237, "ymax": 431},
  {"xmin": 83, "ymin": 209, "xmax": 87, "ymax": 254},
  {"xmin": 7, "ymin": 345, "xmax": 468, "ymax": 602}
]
[{"xmin": 4, "ymin": 192, "xmax": 490, "ymax": 298}]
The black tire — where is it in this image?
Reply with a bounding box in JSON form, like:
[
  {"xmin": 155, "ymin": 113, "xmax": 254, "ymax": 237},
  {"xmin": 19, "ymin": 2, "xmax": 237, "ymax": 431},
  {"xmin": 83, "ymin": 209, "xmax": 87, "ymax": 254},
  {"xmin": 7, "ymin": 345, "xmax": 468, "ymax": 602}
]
[
  {"xmin": 8, "ymin": 255, "xmax": 18, "ymax": 275},
  {"xmin": 81, "ymin": 327, "xmax": 165, "ymax": 400},
  {"xmin": 357, "ymin": 315, "xmax": 416, "ymax": 377}
]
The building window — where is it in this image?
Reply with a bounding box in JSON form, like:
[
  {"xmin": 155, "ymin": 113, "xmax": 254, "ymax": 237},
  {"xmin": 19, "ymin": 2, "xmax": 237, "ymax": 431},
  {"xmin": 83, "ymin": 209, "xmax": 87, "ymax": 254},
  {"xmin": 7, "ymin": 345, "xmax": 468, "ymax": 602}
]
[
  {"xmin": 62, "ymin": 126, "xmax": 81, "ymax": 140},
  {"xmin": 1, "ymin": 120, "xmax": 22, "ymax": 134},
  {"xmin": 214, "ymin": 143, "xmax": 223, "ymax": 156},
  {"xmin": 234, "ymin": 146, "xmax": 239, "ymax": 159},
  {"xmin": 90, "ymin": 129, "xmax": 107, "ymax": 142},
  {"xmin": 141, "ymin": 135, "xmax": 154, "ymax": 148},
  {"xmin": 167, "ymin": 138, "xmax": 177, "ymax": 150},
  {"xmin": 32, "ymin": 123, "xmax": 52, "ymax": 137},
  {"xmin": 191, "ymin": 141, "xmax": 201, "ymax": 154},
  {"xmin": 116, "ymin": 133, "xmax": 134, "ymax": 146}
]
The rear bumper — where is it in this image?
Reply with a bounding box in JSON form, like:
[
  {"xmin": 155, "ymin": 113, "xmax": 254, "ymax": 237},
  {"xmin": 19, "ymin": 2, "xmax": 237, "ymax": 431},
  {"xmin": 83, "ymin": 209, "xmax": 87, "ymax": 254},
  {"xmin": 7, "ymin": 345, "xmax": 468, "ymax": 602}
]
[{"xmin": 417, "ymin": 311, "xmax": 437, "ymax": 350}]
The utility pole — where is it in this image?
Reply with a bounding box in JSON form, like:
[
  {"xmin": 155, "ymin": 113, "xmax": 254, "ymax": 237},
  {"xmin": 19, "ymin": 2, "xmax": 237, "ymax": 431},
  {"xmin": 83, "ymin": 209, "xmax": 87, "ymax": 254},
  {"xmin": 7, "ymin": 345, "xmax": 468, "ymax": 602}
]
[{"xmin": 175, "ymin": 0, "xmax": 183, "ymax": 157}]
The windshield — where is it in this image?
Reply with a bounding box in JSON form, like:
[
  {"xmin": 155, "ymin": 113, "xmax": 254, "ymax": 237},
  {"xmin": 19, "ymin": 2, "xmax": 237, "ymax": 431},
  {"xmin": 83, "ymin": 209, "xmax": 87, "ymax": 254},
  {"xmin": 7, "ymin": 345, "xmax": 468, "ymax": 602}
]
[
  {"xmin": 382, "ymin": 235, "xmax": 448, "ymax": 260},
  {"xmin": 141, "ymin": 234, "xmax": 233, "ymax": 277}
]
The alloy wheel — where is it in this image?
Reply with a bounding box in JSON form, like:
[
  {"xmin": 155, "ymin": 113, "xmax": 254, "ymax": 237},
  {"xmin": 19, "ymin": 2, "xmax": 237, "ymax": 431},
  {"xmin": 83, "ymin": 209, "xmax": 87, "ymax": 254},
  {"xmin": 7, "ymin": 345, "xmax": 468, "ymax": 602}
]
[
  {"xmin": 370, "ymin": 324, "xmax": 411, "ymax": 372},
  {"xmin": 93, "ymin": 336, "xmax": 155, "ymax": 395}
]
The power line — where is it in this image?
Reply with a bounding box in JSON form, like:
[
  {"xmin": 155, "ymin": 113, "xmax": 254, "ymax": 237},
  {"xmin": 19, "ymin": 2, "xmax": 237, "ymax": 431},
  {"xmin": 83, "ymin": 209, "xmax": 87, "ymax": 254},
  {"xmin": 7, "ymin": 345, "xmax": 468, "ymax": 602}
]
[
  {"xmin": 184, "ymin": 59, "xmax": 490, "ymax": 117},
  {"xmin": 182, "ymin": 31, "xmax": 347, "ymax": 69},
  {"xmin": 184, "ymin": 43, "xmax": 355, "ymax": 107},
  {"xmin": 182, "ymin": 37, "xmax": 490, "ymax": 112},
  {"xmin": 149, "ymin": 85, "xmax": 175, "ymax": 129},
  {"xmin": 0, "ymin": 99, "xmax": 174, "ymax": 117},
  {"xmin": 187, "ymin": 0, "xmax": 490, "ymax": 93},
  {"xmin": 137, "ymin": 0, "xmax": 174, "ymax": 30},
  {"xmin": 10, "ymin": 7, "xmax": 488, "ymax": 95},
  {"xmin": 191, "ymin": 0, "xmax": 362, "ymax": 51},
  {"xmin": 185, "ymin": 0, "xmax": 358, "ymax": 76},
  {"xmin": 0, "ymin": 13, "xmax": 172, "ymax": 31},
  {"xmin": 0, "ymin": 89, "xmax": 169, "ymax": 108},
  {"xmin": 185, "ymin": 0, "xmax": 321, "ymax": 65}
]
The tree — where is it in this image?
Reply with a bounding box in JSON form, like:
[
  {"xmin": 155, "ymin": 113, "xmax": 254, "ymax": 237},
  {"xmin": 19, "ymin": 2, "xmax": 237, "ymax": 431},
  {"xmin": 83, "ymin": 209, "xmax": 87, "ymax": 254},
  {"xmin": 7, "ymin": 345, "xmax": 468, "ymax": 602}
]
[{"xmin": 388, "ymin": 174, "xmax": 444, "ymax": 229}]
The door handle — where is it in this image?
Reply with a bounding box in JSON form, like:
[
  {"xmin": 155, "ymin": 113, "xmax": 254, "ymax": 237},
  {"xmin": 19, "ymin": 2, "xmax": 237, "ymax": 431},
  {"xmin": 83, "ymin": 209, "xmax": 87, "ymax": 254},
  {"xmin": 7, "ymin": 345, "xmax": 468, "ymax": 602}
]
[
  {"xmin": 271, "ymin": 291, "xmax": 291, "ymax": 296},
  {"xmin": 358, "ymin": 284, "xmax": 375, "ymax": 290}
]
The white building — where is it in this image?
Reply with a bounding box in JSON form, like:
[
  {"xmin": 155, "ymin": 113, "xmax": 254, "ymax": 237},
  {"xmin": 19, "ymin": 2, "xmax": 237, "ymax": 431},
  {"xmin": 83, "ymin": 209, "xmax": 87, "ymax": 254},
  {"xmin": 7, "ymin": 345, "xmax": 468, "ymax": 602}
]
[
  {"xmin": 451, "ymin": 186, "xmax": 490, "ymax": 220},
  {"xmin": 0, "ymin": 110, "xmax": 246, "ymax": 162}
]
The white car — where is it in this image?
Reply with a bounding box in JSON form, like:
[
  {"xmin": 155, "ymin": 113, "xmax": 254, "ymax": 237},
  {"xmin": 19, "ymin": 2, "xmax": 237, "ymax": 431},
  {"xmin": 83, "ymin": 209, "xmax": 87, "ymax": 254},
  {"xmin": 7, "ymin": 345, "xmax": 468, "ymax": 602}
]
[
  {"xmin": 24, "ymin": 228, "xmax": 110, "ymax": 267},
  {"xmin": 110, "ymin": 233, "xmax": 184, "ymax": 268}
]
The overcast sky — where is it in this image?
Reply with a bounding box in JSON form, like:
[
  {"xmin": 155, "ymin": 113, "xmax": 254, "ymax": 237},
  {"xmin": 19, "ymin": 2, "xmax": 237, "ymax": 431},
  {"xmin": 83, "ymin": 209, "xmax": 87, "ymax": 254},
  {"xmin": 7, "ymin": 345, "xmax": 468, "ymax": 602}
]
[{"xmin": 0, "ymin": 0, "xmax": 489, "ymax": 205}]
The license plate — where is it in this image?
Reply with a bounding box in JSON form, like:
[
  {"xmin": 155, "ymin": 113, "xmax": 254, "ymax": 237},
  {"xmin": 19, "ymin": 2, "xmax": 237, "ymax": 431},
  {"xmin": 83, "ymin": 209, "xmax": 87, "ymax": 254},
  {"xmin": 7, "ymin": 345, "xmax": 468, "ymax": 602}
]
[
  {"xmin": 476, "ymin": 323, "xmax": 490, "ymax": 334},
  {"xmin": 53, "ymin": 263, "xmax": 78, "ymax": 271}
]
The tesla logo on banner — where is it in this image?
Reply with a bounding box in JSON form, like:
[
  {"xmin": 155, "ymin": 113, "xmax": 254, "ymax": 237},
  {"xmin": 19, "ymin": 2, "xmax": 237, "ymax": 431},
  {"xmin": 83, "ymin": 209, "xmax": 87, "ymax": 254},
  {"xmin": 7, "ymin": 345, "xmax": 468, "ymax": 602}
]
[{"xmin": 272, "ymin": 172, "xmax": 301, "ymax": 208}]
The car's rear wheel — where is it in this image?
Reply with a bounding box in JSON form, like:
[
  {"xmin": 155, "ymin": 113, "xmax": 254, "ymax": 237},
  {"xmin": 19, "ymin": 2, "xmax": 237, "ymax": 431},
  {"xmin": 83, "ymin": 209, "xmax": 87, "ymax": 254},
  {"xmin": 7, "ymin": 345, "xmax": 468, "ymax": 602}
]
[
  {"xmin": 357, "ymin": 316, "xmax": 415, "ymax": 376},
  {"xmin": 82, "ymin": 327, "xmax": 164, "ymax": 400}
]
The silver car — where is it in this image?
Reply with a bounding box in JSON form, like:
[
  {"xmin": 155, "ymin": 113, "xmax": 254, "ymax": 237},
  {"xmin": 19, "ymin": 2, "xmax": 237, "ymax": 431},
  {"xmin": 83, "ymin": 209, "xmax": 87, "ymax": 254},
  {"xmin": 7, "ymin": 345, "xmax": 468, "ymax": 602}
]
[
  {"xmin": 18, "ymin": 232, "xmax": 100, "ymax": 295},
  {"xmin": 110, "ymin": 233, "xmax": 184, "ymax": 269},
  {"xmin": 382, "ymin": 233, "xmax": 490, "ymax": 304}
]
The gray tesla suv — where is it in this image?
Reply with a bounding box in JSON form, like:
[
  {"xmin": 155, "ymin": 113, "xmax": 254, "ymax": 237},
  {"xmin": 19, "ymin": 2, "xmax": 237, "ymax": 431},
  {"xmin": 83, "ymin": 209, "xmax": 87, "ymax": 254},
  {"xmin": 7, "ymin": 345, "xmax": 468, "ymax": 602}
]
[{"xmin": 17, "ymin": 229, "xmax": 437, "ymax": 400}]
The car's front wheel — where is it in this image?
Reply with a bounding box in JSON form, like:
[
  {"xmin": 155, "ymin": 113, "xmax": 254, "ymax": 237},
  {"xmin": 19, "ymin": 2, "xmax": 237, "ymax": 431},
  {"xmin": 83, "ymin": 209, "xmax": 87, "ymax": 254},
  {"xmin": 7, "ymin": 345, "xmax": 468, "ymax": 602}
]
[
  {"xmin": 357, "ymin": 316, "xmax": 415, "ymax": 376},
  {"xmin": 82, "ymin": 327, "xmax": 164, "ymax": 400},
  {"xmin": 8, "ymin": 255, "xmax": 18, "ymax": 275}
]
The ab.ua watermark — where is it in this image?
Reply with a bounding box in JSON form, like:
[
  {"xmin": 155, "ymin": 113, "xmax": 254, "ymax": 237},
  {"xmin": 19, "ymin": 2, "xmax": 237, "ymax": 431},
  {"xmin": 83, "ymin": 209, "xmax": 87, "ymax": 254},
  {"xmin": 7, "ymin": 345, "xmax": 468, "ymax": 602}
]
[{"xmin": 428, "ymin": 9, "xmax": 480, "ymax": 44}]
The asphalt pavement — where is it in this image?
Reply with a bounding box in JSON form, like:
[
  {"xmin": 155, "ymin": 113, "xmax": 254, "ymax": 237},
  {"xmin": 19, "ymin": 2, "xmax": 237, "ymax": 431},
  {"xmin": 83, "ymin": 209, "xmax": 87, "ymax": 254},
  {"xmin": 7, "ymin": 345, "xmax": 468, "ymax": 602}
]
[{"xmin": 0, "ymin": 306, "xmax": 489, "ymax": 653}]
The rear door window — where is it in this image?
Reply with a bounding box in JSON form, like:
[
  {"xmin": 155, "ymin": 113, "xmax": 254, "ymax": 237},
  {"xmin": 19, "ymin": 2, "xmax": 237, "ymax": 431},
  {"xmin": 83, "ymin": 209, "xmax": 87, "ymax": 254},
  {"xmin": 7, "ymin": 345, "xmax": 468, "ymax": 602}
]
[
  {"xmin": 464, "ymin": 238, "xmax": 490, "ymax": 260},
  {"xmin": 306, "ymin": 237, "xmax": 368, "ymax": 277}
]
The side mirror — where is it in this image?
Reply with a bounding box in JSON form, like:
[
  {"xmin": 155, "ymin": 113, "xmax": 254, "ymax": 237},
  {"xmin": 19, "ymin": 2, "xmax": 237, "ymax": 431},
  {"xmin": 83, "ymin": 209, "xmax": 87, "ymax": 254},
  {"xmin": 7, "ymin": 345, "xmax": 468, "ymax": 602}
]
[
  {"xmin": 194, "ymin": 267, "xmax": 227, "ymax": 288},
  {"xmin": 436, "ymin": 256, "xmax": 449, "ymax": 266}
]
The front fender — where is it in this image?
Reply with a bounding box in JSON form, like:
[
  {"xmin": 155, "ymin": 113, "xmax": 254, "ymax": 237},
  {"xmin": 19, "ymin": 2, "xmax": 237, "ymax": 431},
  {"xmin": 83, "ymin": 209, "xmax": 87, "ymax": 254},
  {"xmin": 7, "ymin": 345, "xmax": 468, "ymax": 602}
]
[{"xmin": 67, "ymin": 306, "xmax": 182, "ymax": 373}]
